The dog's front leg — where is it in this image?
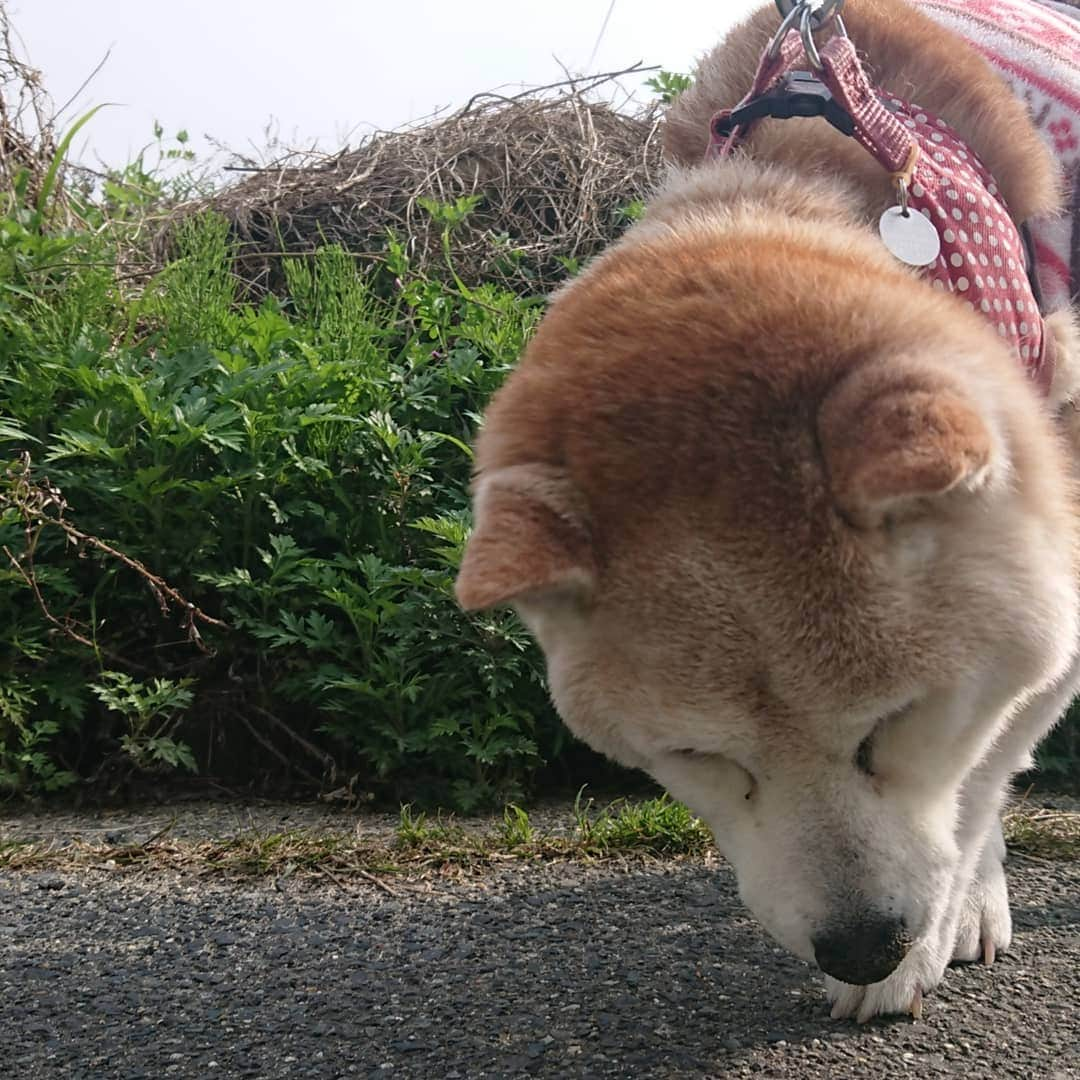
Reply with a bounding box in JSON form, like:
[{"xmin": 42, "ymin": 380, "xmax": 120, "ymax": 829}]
[
  {"xmin": 941, "ymin": 650, "xmax": 1080, "ymax": 970},
  {"xmin": 951, "ymin": 816, "xmax": 1011, "ymax": 966},
  {"xmin": 826, "ymin": 651, "xmax": 1080, "ymax": 1022}
]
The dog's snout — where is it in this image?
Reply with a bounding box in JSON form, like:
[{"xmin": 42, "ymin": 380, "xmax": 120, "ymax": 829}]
[{"xmin": 812, "ymin": 916, "xmax": 911, "ymax": 986}]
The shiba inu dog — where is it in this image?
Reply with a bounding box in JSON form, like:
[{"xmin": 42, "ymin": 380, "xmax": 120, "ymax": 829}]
[{"xmin": 455, "ymin": 0, "xmax": 1080, "ymax": 1020}]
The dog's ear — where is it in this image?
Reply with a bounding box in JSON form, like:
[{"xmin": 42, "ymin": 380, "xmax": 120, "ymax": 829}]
[
  {"xmin": 820, "ymin": 363, "xmax": 993, "ymax": 527},
  {"xmin": 455, "ymin": 465, "xmax": 594, "ymax": 611}
]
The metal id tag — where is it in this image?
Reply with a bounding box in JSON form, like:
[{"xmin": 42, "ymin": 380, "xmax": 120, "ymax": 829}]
[{"xmin": 879, "ymin": 206, "xmax": 940, "ymax": 267}]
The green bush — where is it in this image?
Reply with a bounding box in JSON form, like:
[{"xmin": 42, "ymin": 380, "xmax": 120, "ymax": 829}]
[
  {"xmin": 0, "ymin": 197, "xmax": 571, "ymax": 808},
  {"xmin": 0, "ymin": 111, "xmax": 1076, "ymax": 807}
]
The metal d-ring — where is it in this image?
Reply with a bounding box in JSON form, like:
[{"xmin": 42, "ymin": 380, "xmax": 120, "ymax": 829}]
[
  {"xmin": 767, "ymin": 1, "xmax": 805, "ymax": 60},
  {"xmin": 775, "ymin": 0, "xmax": 845, "ymax": 27},
  {"xmin": 770, "ymin": 2, "xmax": 848, "ymax": 68},
  {"xmin": 799, "ymin": 4, "xmax": 848, "ymax": 71}
]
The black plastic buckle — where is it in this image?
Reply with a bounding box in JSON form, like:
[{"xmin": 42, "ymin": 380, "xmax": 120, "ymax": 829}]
[{"xmin": 712, "ymin": 70, "xmax": 855, "ymax": 141}]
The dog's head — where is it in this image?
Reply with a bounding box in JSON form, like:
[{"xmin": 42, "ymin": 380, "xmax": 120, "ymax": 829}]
[{"xmin": 455, "ymin": 184, "xmax": 1079, "ymax": 984}]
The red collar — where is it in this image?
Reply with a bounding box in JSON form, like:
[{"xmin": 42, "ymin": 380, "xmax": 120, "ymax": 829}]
[{"xmin": 706, "ymin": 31, "xmax": 1054, "ymax": 394}]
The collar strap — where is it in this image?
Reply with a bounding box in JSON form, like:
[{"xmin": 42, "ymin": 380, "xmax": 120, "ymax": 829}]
[{"xmin": 706, "ymin": 34, "xmax": 1054, "ymax": 395}]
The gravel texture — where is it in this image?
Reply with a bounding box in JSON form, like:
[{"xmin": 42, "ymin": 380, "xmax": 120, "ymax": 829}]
[{"xmin": 1, "ymin": 845, "xmax": 1078, "ymax": 1078}]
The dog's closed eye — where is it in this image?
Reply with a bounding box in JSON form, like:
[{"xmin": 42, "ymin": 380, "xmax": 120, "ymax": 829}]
[
  {"xmin": 855, "ymin": 732, "xmax": 876, "ymax": 777},
  {"xmin": 855, "ymin": 701, "xmax": 916, "ymax": 778}
]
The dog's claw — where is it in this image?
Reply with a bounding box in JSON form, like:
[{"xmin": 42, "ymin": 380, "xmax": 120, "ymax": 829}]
[
  {"xmin": 910, "ymin": 987, "xmax": 923, "ymax": 1020},
  {"xmin": 982, "ymin": 936, "xmax": 996, "ymax": 966}
]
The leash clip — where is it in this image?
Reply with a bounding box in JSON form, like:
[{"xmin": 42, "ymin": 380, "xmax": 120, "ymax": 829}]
[
  {"xmin": 775, "ymin": 0, "xmax": 845, "ymax": 28},
  {"xmin": 770, "ymin": 0, "xmax": 847, "ymax": 71}
]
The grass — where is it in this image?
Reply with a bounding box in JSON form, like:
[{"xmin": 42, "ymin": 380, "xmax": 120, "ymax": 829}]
[
  {"xmin": 0, "ymin": 795, "xmax": 714, "ymax": 882},
  {"xmin": 1003, "ymin": 806, "xmax": 1080, "ymax": 860},
  {"xmin": 0, "ymin": 796, "xmax": 1072, "ymax": 888}
]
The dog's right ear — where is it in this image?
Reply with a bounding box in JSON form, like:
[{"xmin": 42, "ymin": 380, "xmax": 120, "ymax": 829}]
[
  {"xmin": 820, "ymin": 362, "xmax": 994, "ymax": 528},
  {"xmin": 455, "ymin": 465, "xmax": 595, "ymax": 611}
]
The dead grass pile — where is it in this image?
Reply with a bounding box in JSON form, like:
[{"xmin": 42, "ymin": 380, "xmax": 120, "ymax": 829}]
[
  {"xmin": 1003, "ymin": 806, "xmax": 1080, "ymax": 860},
  {"xmin": 0, "ymin": 7, "xmax": 62, "ymax": 214},
  {"xmin": 168, "ymin": 68, "xmax": 665, "ymax": 296}
]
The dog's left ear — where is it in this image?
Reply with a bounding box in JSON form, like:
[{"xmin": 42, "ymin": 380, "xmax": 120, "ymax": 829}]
[
  {"xmin": 455, "ymin": 465, "xmax": 595, "ymax": 611},
  {"xmin": 820, "ymin": 362, "xmax": 993, "ymax": 527}
]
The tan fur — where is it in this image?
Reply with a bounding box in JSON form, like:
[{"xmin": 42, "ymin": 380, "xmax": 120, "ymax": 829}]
[
  {"xmin": 1046, "ymin": 307, "xmax": 1080, "ymax": 410},
  {"xmin": 455, "ymin": 0, "xmax": 1080, "ymax": 1020},
  {"xmin": 463, "ymin": 176, "xmax": 1075, "ymax": 713}
]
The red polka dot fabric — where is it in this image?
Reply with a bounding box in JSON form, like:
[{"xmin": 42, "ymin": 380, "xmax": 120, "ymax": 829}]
[
  {"xmin": 703, "ymin": 28, "xmax": 1050, "ymax": 391},
  {"xmin": 888, "ymin": 95, "xmax": 1046, "ymax": 379}
]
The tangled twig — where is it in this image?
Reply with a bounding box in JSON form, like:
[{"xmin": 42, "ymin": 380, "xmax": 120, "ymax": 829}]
[
  {"xmin": 0, "ymin": 6, "xmax": 56, "ymax": 212},
  {"xmin": 250, "ymin": 703, "xmax": 337, "ymax": 779},
  {"xmin": 159, "ymin": 66, "xmax": 666, "ymax": 296},
  {"xmin": 1, "ymin": 452, "xmax": 226, "ymax": 655}
]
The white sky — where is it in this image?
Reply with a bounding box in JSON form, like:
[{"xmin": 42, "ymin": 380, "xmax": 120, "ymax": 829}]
[{"xmin": 12, "ymin": 0, "xmax": 762, "ymax": 170}]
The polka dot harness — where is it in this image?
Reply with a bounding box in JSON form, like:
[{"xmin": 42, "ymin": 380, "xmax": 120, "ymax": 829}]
[
  {"xmin": 896, "ymin": 99, "xmax": 1045, "ymax": 378},
  {"xmin": 706, "ymin": 25, "xmax": 1052, "ymax": 393}
]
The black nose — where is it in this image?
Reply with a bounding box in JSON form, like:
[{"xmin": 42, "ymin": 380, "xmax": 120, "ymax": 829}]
[{"xmin": 812, "ymin": 916, "xmax": 911, "ymax": 986}]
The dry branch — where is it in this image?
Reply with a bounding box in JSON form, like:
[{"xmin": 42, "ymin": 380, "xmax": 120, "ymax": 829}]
[
  {"xmin": 163, "ymin": 67, "xmax": 665, "ymax": 296},
  {"xmin": 0, "ymin": 5, "xmax": 59, "ymax": 213},
  {"xmin": 1, "ymin": 452, "xmax": 226, "ymax": 656}
]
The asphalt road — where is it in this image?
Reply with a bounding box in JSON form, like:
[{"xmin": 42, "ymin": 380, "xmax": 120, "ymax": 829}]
[{"xmin": 1, "ymin": 852, "xmax": 1078, "ymax": 1079}]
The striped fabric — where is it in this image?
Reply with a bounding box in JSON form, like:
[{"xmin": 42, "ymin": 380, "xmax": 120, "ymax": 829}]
[{"xmin": 919, "ymin": 0, "xmax": 1080, "ymax": 310}]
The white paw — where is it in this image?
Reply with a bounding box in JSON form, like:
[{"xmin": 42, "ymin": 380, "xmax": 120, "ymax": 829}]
[
  {"xmin": 824, "ymin": 937, "xmax": 948, "ymax": 1023},
  {"xmin": 951, "ymin": 847, "xmax": 1012, "ymax": 965}
]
